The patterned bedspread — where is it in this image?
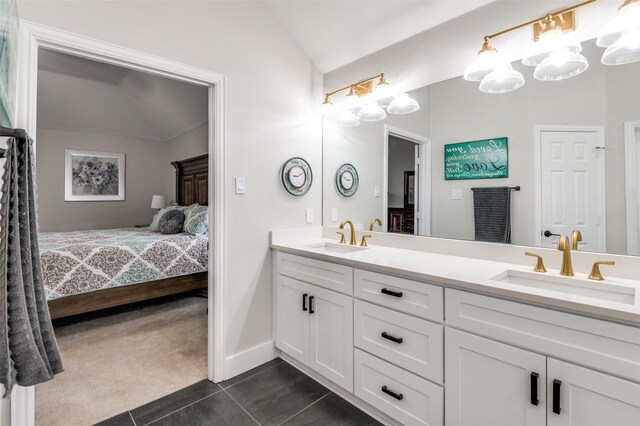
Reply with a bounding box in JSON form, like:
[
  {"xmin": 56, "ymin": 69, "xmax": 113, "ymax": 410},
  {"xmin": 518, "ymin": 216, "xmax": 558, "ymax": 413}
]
[{"xmin": 39, "ymin": 228, "xmax": 208, "ymax": 301}]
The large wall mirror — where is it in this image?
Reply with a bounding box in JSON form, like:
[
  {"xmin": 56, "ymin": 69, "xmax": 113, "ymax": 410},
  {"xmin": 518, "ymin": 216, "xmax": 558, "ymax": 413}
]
[{"xmin": 322, "ymin": 38, "xmax": 640, "ymax": 256}]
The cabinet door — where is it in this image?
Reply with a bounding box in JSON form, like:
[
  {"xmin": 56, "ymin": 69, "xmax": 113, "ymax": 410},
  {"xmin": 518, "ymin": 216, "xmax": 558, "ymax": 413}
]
[
  {"xmin": 309, "ymin": 284, "xmax": 354, "ymax": 392},
  {"xmin": 445, "ymin": 328, "xmax": 546, "ymax": 426},
  {"xmin": 277, "ymin": 276, "xmax": 310, "ymax": 365},
  {"xmin": 547, "ymin": 358, "xmax": 640, "ymax": 426}
]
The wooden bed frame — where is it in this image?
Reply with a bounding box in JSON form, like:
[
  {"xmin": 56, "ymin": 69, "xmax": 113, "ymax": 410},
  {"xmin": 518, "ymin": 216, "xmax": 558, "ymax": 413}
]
[{"xmin": 48, "ymin": 154, "xmax": 209, "ymax": 319}]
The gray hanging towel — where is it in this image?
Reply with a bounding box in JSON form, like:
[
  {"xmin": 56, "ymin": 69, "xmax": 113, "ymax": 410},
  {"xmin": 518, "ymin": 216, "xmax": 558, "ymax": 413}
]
[
  {"xmin": 0, "ymin": 135, "xmax": 63, "ymax": 397},
  {"xmin": 471, "ymin": 186, "xmax": 512, "ymax": 244}
]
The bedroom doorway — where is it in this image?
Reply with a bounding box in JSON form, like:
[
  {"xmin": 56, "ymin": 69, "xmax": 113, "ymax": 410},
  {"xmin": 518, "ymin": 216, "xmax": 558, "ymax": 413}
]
[{"xmin": 14, "ymin": 22, "xmax": 225, "ymax": 425}]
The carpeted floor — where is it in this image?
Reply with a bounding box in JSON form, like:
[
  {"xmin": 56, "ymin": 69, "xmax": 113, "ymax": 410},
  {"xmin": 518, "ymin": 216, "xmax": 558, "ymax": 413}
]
[{"xmin": 35, "ymin": 294, "xmax": 208, "ymax": 426}]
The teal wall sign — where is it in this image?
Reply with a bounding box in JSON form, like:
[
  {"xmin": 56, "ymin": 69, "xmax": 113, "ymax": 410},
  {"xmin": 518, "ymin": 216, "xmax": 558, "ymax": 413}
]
[{"xmin": 444, "ymin": 137, "xmax": 508, "ymax": 180}]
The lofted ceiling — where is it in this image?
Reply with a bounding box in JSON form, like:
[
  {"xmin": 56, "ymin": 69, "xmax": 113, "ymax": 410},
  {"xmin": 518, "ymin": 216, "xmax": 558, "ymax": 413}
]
[
  {"xmin": 266, "ymin": 0, "xmax": 497, "ymax": 73},
  {"xmin": 37, "ymin": 49, "xmax": 208, "ymax": 141}
]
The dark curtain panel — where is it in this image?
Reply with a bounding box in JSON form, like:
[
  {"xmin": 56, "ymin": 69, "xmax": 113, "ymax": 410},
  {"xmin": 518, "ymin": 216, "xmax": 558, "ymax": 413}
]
[{"xmin": 0, "ymin": 136, "xmax": 63, "ymax": 397}]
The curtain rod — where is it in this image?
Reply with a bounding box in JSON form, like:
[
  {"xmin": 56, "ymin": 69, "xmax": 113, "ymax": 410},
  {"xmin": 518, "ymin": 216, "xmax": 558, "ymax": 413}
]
[{"xmin": 471, "ymin": 186, "xmax": 521, "ymax": 191}]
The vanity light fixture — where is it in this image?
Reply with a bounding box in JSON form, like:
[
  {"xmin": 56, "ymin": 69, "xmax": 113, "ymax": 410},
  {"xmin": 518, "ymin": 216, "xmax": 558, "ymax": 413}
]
[
  {"xmin": 466, "ymin": 0, "xmax": 599, "ymax": 93},
  {"xmin": 321, "ymin": 73, "xmax": 420, "ymax": 126},
  {"xmin": 598, "ymin": 0, "xmax": 640, "ymax": 65}
]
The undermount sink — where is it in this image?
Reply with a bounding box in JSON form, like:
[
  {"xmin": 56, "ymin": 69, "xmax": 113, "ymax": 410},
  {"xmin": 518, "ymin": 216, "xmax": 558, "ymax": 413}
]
[
  {"xmin": 305, "ymin": 242, "xmax": 368, "ymax": 254},
  {"xmin": 490, "ymin": 270, "xmax": 637, "ymax": 304}
]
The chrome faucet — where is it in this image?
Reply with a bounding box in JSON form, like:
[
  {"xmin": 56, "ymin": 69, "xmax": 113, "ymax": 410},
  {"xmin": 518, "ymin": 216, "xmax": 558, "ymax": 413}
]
[
  {"xmin": 339, "ymin": 220, "xmax": 357, "ymax": 246},
  {"xmin": 557, "ymin": 235, "xmax": 575, "ymax": 276}
]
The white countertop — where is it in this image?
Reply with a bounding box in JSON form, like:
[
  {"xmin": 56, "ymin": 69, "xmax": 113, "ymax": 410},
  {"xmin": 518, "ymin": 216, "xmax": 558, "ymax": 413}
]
[{"xmin": 271, "ymin": 237, "xmax": 640, "ymax": 326}]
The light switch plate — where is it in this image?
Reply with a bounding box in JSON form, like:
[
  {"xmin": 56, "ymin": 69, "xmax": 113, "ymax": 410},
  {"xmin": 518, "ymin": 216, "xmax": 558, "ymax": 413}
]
[
  {"xmin": 306, "ymin": 208, "xmax": 313, "ymax": 224},
  {"xmin": 451, "ymin": 189, "xmax": 462, "ymax": 200},
  {"xmin": 374, "ymin": 185, "xmax": 381, "ymax": 197},
  {"xmin": 235, "ymin": 177, "xmax": 246, "ymax": 194},
  {"xmin": 331, "ymin": 208, "xmax": 338, "ymax": 222}
]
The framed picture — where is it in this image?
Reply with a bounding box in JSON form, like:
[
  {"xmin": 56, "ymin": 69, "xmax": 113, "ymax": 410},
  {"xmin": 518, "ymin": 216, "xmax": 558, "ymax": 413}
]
[
  {"xmin": 0, "ymin": 0, "xmax": 19, "ymax": 126},
  {"xmin": 388, "ymin": 212, "xmax": 403, "ymax": 233},
  {"xmin": 65, "ymin": 149, "xmax": 125, "ymax": 201},
  {"xmin": 444, "ymin": 137, "xmax": 508, "ymax": 180},
  {"xmin": 404, "ymin": 171, "xmax": 415, "ymax": 208}
]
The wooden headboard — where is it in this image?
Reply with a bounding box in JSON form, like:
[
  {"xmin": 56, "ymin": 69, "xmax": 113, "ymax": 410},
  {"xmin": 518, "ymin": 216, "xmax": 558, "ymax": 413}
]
[{"xmin": 171, "ymin": 154, "xmax": 208, "ymax": 206}]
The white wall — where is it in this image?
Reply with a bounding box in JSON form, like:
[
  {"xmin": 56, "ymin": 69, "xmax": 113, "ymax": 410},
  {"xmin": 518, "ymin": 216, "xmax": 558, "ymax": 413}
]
[
  {"xmin": 163, "ymin": 123, "xmax": 209, "ymax": 203},
  {"xmin": 18, "ymin": 1, "xmax": 322, "ymax": 368}
]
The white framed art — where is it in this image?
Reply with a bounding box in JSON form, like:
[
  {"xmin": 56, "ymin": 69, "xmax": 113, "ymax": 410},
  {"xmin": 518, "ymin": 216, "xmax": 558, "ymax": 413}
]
[{"xmin": 64, "ymin": 149, "xmax": 125, "ymax": 201}]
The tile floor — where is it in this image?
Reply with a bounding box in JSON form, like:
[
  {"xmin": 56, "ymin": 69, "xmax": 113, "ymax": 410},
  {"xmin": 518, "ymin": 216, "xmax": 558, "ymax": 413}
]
[{"xmin": 96, "ymin": 358, "xmax": 381, "ymax": 426}]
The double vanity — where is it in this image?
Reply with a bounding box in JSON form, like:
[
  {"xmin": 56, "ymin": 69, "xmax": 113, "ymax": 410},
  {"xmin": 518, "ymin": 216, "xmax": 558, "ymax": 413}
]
[{"xmin": 271, "ymin": 228, "xmax": 640, "ymax": 426}]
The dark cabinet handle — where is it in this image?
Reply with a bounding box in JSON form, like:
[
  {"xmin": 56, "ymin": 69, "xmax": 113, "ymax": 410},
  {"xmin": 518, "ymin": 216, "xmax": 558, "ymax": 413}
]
[
  {"xmin": 381, "ymin": 385, "xmax": 403, "ymax": 401},
  {"xmin": 530, "ymin": 372, "xmax": 539, "ymax": 406},
  {"xmin": 553, "ymin": 379, "xmax": 562, "ymax": 415},
  {"xmin": 544, "ymin": 230, "xmax": 560, "ymax": 238},
  {"xmin": 309, "ymin": 296, "xmax": 315, "ymax": 314},
  {"xmin": 381, "ymin": 332, "xmax": 403, "ymax": 344},
  {"xmin": 302, "ymin": 293, "xmax": 308, "ymax": 311},
  {"xmin": 381, "ymin": 288, "xmax": 403, "ymax": 298}
]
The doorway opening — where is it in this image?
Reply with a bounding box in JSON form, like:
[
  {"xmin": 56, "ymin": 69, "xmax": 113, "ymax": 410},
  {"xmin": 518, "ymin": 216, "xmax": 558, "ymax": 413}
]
[
  {"xmin": 383, "ymin": 126, "xmax": 431, "ymax": 236},
  {"xmin": 625, "ymin": 120, "xmax": 640, "ymax": 255},
  {"xmin": 14, "ymin": 22, "xmax": 226, "ymax": 425}
]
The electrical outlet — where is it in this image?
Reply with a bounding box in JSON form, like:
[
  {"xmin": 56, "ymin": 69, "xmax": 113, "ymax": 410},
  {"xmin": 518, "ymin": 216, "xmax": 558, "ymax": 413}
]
[
  {"xmin": 306, "ymin": 208, "xmax": 313, "ymax": 224},
  {"xmin": 331, "ymin": 208, "xmax": 338, "ymax": 222}
]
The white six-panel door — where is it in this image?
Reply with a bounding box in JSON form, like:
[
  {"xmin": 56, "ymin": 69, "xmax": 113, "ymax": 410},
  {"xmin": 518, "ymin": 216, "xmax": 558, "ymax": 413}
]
[
  {"xmin": 539, "ymin": 129, "xmax": 604, "ymax": 251},
  {"xmin": 445, "ymin": 328, "xmax": 546, "ymax": 426},
  {"xmin": 547, "ymin": 358, "xmax": 640, "ymax": 426}
]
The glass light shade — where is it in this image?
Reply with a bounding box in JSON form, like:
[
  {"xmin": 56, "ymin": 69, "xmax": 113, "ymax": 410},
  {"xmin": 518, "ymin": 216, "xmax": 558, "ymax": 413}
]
[
  {"xmin": 464, "ymin": 49, "xmax": 510, "ymax": 82},
  {"xmin": 319, "ymin": 100, "xmax": 335, "ymax": 116},
  {"xmin": 597, "ymin": 1, "xmax": 640, "ymax": 47},
  {"xmin": 334, "ymin": 109, "xmax": 360, "ymax": 127},
  {"xmin": 602, "ymin": 29, "xmax": 640, "ymax": 65},
  {"xmin": 479, "ymin": 67, "xmax": 525, "ymax": 93},
  {"xmin": 357, "ymin": 102, "xmax": 386, "ymax": 122},
  {"xmin": 372, "ymin": 82, "xmax": 395, "ymax": 108},
  {"xmin": 387, "ymin": 93, "xmax": 420, "ymax": 114},
  {"xmin": 522, "ymin": 28, "xmax": 582, "ymax": 66},
  {"xmin": 533, "ymin": 50, "xmax": 588, "ymax": 81},
  {"xmin": 343, "ymin": 91, "xmax": 364, "ymax": 112}
]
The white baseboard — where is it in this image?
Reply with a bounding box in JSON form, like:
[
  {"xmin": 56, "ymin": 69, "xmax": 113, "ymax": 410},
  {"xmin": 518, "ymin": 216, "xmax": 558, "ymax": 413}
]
[
  {"xmin": 279, "ymin": 352, "xmax": 399, "ymax": 426},
  {"xmin": 224, "ymin": 340, "xmax": 278, "ymax": 380}
]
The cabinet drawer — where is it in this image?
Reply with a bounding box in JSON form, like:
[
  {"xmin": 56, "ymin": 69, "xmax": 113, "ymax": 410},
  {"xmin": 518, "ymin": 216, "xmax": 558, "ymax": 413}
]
[
  {"xmin": 354, "ymin": 300, "xmax": 443, "ymax": 383},
  {"xmin": 277, "ymin": 252, "xmax": 353, "ymax": 295},
  {"xmin": 354, "ymin": 269, "xmax": 443, "ymax": 322},
  {"xmin": 354, "ymin": 349, "xmax": 443, "ymax": 426},
  {"xmin": 446, "ymin": 289, "xmax": 640, "ymax": 383}
]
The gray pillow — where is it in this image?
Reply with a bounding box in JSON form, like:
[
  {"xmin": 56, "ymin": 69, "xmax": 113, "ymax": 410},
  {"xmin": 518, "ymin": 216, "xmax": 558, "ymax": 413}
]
[{"xmin": 158, "ymin": 209, "xmax": 185, "ymax": 234}]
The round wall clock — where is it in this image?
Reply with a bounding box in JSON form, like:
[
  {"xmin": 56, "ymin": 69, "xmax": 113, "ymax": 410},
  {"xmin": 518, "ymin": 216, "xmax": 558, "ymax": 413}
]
[
  {"xmin": 281, "ymin": 157, "xmax": 313, "ymax": 196},
  {"xmin": 336, "ymin": 163, "xmax": 359, "ymax": 197}
]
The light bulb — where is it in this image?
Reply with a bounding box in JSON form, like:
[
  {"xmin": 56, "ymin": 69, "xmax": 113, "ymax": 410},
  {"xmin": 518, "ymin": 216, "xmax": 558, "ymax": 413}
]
[
  {"xmin": 387, "ymin": 93, "xmax": 420, "ymax": 115},
  {"xmin": 357, "ymin": 102, "xmax": 386, "ymax": 122}
]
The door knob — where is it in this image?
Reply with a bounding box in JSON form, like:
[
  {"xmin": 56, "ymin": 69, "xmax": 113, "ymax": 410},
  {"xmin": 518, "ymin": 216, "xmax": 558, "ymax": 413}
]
[{"xmin": 543, "ymin": 230, "xmax": 560, "ymax": 238}]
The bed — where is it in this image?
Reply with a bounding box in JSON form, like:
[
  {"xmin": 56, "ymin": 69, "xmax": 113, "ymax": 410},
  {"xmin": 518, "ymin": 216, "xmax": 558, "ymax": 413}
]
[{"xmin": 45, "ymin": 153, "xmax": 209, "ymax": 319}]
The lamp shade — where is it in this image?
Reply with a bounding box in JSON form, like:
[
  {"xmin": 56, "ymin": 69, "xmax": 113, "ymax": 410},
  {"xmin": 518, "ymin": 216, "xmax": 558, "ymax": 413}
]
[
  {"xmin": 334, "ymin": 109, "xmax": 360, "ymax": 127},
  {"xmin": 601, "ymin": 29, "xmax": 640, "ymax": 65},
  {"xmin": 533, "ymin": 51, "xmax": 588, "ymax": 81},
  {"xmin": 479, "ymin": 66, "xmax": 525, "ymax": 93},
  {"xmin": 387, "ymin": 93, "xmax": 420, "ymax": 114},
  {"xmin": 151, "ymin": 195, "xmax": 167, "ymax": 209},
  {"xmin": 597, "ymin": 0, "xmax": 640, "ymax": 47},
  {"xmin": 357, "ymin": 102, "xmax": 387, "ymax": 122},
  {"xmin": 464, "ymin": 49, "xmax": 509, "ymax": 82},
  {"xmin": 522, "ymin": 29, "xmax": 582, "ymax": 66}
]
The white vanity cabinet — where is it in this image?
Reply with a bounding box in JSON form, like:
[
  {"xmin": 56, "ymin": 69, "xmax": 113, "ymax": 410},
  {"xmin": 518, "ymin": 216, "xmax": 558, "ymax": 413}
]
[
  {"xmin": 275, "ymin": 252, "xmax": 354, "ymax": 392},
  {"xmin": 273, "ymin": 249, "xmax": 640, "ymax": 426}
]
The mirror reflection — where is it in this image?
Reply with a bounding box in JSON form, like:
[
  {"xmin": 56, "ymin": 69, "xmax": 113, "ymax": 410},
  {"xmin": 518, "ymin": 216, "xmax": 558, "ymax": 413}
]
[{"xmin": 322, "ymin": 38, "xmax": 640, "ymax": 256}]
